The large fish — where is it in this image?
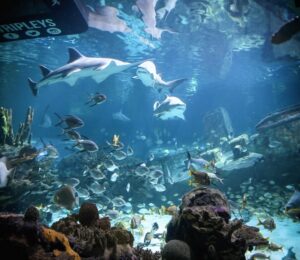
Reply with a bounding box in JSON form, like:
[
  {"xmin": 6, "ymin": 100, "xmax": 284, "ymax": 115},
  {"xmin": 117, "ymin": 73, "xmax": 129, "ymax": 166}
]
[
  {"xmin": 28, "ymin": 48, "xmax": 146, "ymax": 96},
  {"xmin": 153, "ymin": 95, "xmax": 186, "ymax": 120},
  {"xmin": 285, "ymin": 190, "xmax": 300, "ymax": 219},
  {"xmin": 134, "ymin": 61, "xmax": 186, "ymax": 92},
  {"xmin": 0, "ymin": 157, "xmax": 14, "ymax": 188}
]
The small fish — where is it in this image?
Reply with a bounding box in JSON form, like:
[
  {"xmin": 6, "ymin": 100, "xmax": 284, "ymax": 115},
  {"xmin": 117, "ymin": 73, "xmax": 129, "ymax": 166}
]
[
  {"xmin": 257, "ymin": 217, "xmax": 276, "ymax": 231},
  {"xmin": 268, "ymin": 242, "xmax": 283, "ymax": 251},
  {"xmin": 152, "ymin": 222, "xmax": 159, "ymax": 232},
  {"xmin": 112, "ymin": 110, "xmax": 131, "ymax": 122},
  {"xmin": 85, "ymin": 92, "xmax": 107, "ymax": 107},
  {"xmin": 127, "ymin": 146, "xmax": 134, "ymax": 156},
  {"xmin": 62, "ymin": 129, "xmax": 81, "ymax": 141},
  {"xmin": 110, "ymin": 172, "xmax": 119, "ymax": 182},
  {"xmin": 74, "ymin": 139, "xmax": 99, "ymax": 152},
  {"xmin": 148, "ymin": 153, "xmax": 155, "ymax": 161},
  {"xmin": 126, "ymin": 183, "xmax": 130, "ymax": 192},
  {"xmin": 54, "ymin": 113, "xmax": 84, "ymax": 130},
  {"xmin": 143, "ymin": 231, "xmax": 153, "ymax": 246},
  {"xmin": 189, "ymin": 169, "xmax": 211, "ymax": 186},
  {"xmin": 54, "ymin": 185, "xmax": 79, "ymax": 210},
  {"xmin": 249, "ymin": 252, "xmax": 270, "ymax": 260},
  {"xmin": 112, "ymin": 150, "xmax": 127, "ymax": 160},
  {"xmin": 154, "ymin": 183, "xmax": 166, "ymax": 192},
  {"xmin": 242, "ymin": 193, "xmax": 247, "ymax": 209},
  {"xmin": 103, "ymin": 160, "xmax": 118, "ymax": 172}
]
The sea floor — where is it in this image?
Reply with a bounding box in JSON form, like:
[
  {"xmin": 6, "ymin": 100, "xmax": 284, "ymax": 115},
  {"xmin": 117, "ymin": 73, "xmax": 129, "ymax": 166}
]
[{"xmin": 49, "ymin": 211, "xmax": 299, "ymax": 259}]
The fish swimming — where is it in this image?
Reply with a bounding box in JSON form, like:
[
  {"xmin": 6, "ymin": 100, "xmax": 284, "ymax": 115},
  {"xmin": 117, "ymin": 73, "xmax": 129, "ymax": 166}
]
[
  {"xmin": 85, "ymin": 92, "xmax": 107, "ymax": 107},
  {"xmin": 272, "ymin": 16, "xmax": 300, "ymax": 44},
  {"xmin": 153, "ymin": 95, "xmax": 186, "ymax": 120},
  {"xmin": 28, "ymin": 47, "xmax": 146, "ymax": 96},
  {"xmin": 74, "ymin": 139, "xmax": 99, "ymax": 153},
  {"xmin": 134, "ymin": 61, "xmax": 186, "ymax": 93},
  {"xmin": 112, "ymin": 110, "xmax": 131, "ymax": 122},
  {"xmin": 186, "ymin": 151, "xmax": 216, "ymax": 173},
  {"xmin": 0, "ymin": 157, "xmax": 14, "ymax": 188},
  {"xmin": 54, "ymin": 113, "xmax": 84, "ymax": 130},
  {"xmin": 54, "ymin": 185, "xmax": 79, "ymax": 210},
  {"xmin": 285, "ymin": 190, "xmax": 300, "ymax": 219}
]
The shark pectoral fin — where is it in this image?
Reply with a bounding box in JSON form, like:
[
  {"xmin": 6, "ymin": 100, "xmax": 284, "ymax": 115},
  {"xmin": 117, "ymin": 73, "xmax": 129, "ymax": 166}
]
[
  {"xmin": 39, "ymin": 65, "xmax": 52, "ymax": 77},
  {"xmin": 132, "ymin": 76, "xmax": 139, "ymax": 79},
  {"xmin": 65, "ymin": 77, "xmax": 78, "ymax": 86},
  {"xmin": 91, "ymin": 75, "xmax": 106, "ymax": 83},
  {"xmin": 95, "ymin": 60, "xmax": 117, "ymax": 71},
  {"xmin": 167, "ymin": 78, "xmax": 187, "ymax": 92}
]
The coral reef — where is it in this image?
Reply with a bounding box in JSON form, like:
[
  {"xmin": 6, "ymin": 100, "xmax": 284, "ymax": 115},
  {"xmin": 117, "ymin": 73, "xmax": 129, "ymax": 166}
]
[
  {"xmin": 165, "ymin": 187, "xmax": 268, "ymax": 260},
  {"xmin": 78, "ymin": 202, "xmax": 99, "ymax": 227},
  {"xmin": 0, "ymin": 106, "xmax": 34, "ymax": 146},
  {"xmin": 161, "ymin": 239, "xmax": 191, "ymax": 260}
]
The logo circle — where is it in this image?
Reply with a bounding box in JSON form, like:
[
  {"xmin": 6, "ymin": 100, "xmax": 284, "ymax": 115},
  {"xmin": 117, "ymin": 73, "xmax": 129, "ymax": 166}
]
[
  {"xmin": 46, "ymin": 27, "xmax": 61, "ymax": 35},
  {"xmin": 3, "ymin": 33, "xmax": 19, "ymax": 40},
  {"xmin": 25, "ymin": 30, "xmax": 40, "ymax": 37}
]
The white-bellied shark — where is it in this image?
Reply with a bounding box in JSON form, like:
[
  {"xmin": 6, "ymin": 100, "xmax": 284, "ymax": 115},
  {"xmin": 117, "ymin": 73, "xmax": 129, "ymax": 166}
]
[
  {"xmin": 153, "ymin": 95, "xmax": 186, "ymax": 120},
  {"xmin": 133, "ymin": 61, "xmax": 186, "ymax": 93},
  {"xmin": 28, "ymin": 48, "xmax": 147, "ymax": 96}
]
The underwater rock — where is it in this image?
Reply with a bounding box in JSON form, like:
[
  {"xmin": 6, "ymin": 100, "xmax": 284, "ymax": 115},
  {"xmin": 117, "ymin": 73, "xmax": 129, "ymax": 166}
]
[
  {"xmin": 0, "ymin": 211, "xmax": 79, "ymax": 259},
  {"xmin": 219, "ymin": 152, "xmax": 264, "ymax": 173},
  {"xmin": 181, "ymin": 187, "xmax": 231, "ymax": 222},
  {"xmin": 162, "ymin": 239, "xmax": 191, "ymax": 260},
  {"xmin": 78, "ymin": 202, "xmax": 99, "ymax": 227},
  {"xmin": 166, "ymin": 187, "xmax": 268, "ymax": 260},
  {"xmin": 24, "ymin": 205, "xmax": 40, "ymax": 222},
  {"xmin": 51, "ymin": 204, "xmax": 135, "ymax": 259}
]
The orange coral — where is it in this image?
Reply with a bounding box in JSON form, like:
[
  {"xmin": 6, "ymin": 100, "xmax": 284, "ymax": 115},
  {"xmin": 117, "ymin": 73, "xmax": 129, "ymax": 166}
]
[{"xmin": 42, "ymin": 227, "xmax": 80, "ymax": 260}]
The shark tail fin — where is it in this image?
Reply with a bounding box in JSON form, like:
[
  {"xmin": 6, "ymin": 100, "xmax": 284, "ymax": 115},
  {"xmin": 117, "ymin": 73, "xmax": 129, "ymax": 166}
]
[
  {"xmin": 28, "ymin": 78, "xmax": 38, "ymax": 96},
  {"xmin": 166, "ymin": 78, "xmax": 187, "ymax": 93}
]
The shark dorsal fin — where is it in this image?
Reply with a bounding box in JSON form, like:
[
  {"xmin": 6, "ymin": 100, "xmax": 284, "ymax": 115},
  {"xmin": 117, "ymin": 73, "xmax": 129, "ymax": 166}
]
[
  {"xmin": 39, "ymin": 65, "xmax": 51, "ymax": 77},
  {"xmin": 68, "ymin": 48, "xmax": 84, "ymax": 63}
]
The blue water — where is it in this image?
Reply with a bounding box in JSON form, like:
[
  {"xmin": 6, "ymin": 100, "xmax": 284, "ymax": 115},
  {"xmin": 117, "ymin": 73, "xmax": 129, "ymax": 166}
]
[{"xmin": 0, "ymin": 0, "xmax": 300, "ymax": 257}]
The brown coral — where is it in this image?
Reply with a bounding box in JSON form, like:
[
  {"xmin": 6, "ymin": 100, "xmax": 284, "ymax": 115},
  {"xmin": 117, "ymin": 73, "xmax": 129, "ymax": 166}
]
[{"xmin": 42, "ymin": 227, "xmax": 80, "ymax": 260}]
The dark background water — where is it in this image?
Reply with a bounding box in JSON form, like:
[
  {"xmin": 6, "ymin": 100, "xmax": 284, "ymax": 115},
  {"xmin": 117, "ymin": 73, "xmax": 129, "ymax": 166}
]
[{"xmin": 0, "ymin": 0, "xmax": 299, "ymax": 159}]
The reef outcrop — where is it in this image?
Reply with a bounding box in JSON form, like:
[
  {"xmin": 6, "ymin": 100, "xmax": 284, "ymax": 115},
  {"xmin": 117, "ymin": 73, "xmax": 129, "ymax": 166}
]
[
  {"xmin": 0, "ymin": 203, "xmax": 139, "ymax": 259},
  {"xmin": 165, "ymin": 187, "xmax": 268, "ymax": 260}
]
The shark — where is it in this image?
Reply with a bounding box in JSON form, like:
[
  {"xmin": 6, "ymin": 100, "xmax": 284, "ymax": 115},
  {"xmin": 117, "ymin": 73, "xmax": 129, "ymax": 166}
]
[
  {"xmin": 134, "ymin": 61, "xmax": 186, "ymax": 93},
  {"xmin": 28, "ymin": 47, "xmax": 147, "ymax": 96},
  {"xmin": 153, "ymin": 95, "xmax": 186, "ymax": 120}
]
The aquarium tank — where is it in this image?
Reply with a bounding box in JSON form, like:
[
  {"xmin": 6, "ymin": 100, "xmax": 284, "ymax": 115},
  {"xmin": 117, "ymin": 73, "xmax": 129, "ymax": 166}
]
[{"xmin": 0, "ymin": 0, "xmax": 300, "ymax": 259}]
